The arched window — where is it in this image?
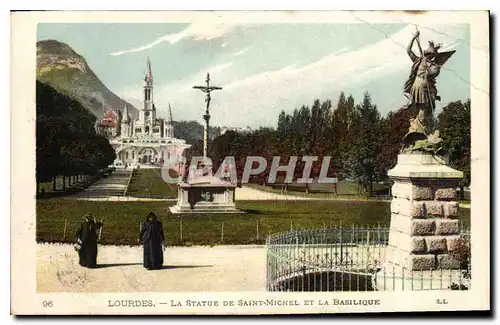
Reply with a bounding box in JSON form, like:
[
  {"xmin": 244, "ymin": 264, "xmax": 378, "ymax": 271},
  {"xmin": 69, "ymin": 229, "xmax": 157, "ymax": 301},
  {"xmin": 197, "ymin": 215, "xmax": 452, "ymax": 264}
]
[
  {"xmin": 126, "ymin": 152, "xmax": 129, "ymax": 159},
  {"xmin": 145, "ymin": 126, "xmax": 150, "ymax": 134}
]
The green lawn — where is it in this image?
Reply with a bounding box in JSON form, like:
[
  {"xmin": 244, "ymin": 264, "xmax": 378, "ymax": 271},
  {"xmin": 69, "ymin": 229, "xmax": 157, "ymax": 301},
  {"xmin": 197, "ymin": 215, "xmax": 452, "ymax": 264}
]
[
  {"xmin": 36, "ymin": 198, "xmax": 470, "ymax": 246},
  {"xmin": 126, "ymin": 168, "xmax": 178, "ymax": 198}
]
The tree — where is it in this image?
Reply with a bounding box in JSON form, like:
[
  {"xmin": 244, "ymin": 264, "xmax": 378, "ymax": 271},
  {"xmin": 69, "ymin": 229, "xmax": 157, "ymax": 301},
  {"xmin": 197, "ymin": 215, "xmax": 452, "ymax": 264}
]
[
  {"xmin": 438, "ymin": 100, "xmax": 471, "ymax": 196},
  {"xmin": 342, "ymin": 92, "xmax": 382, "ymax": 196},
  {"xmin": 36, "ymin": 81, "xmax": 116, "ymax": 192}
]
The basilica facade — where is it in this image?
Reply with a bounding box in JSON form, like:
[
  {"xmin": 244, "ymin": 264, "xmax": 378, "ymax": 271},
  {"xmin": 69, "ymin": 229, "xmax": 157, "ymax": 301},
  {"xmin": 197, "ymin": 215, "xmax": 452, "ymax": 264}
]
[{"xmin": 108, "ymin": 58, "xmax": 191, "ymax": 166}]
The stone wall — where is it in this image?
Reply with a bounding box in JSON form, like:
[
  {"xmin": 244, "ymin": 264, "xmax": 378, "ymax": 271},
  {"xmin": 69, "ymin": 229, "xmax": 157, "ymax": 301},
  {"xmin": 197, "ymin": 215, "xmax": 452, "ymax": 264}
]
[{"xmin": 385, "ymin": 154, "xmax": 464, "ymax": 271}]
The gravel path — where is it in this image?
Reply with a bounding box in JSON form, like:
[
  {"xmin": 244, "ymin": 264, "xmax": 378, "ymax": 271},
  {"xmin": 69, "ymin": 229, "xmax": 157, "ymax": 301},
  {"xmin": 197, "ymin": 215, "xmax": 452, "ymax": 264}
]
[
  {"xmin": 71, "ymin": 169, "xmax": 132, "ymax": 198},
  {"xmin": 235, "ymin": 186, "xmax": 314, "ymax": 201},
  {"xmin": 36, "ymin": 243, "xmax": 266, "ymax": 292}
]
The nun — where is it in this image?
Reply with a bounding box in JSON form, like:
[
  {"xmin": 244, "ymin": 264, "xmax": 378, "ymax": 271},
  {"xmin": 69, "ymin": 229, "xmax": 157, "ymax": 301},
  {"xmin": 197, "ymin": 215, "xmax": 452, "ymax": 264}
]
[
  {"xmin": 75, "ymin": 213, "xmax": 103, "ymax": 268},
  {"xmin": 138, "ymin": 212, "xmax": 165, "ymax": 270}
]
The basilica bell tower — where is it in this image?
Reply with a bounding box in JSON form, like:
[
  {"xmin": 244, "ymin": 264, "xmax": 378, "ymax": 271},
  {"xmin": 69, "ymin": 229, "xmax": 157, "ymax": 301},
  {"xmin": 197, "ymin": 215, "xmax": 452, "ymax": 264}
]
[{"xmin": 140, "ymin": 56, "xmax": 155, "ymax": 130}]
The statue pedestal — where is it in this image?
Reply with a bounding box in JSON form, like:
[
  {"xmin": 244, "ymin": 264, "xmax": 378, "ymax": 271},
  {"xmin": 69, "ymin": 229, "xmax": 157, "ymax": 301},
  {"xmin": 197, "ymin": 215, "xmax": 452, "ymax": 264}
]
[
  {"xmin": 373, "ymin": 153, "xmax": 464, "ymax": 291},
  {"xmin": 169, "ymin": 172, "xmax": 240, "ymax": 214}
]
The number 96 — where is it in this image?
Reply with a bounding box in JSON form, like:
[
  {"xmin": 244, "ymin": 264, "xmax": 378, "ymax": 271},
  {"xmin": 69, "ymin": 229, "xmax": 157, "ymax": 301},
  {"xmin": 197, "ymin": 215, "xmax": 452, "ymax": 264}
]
[{"xmin": 42, "ymin": 301, "xmax": 53, "ymax": 307}]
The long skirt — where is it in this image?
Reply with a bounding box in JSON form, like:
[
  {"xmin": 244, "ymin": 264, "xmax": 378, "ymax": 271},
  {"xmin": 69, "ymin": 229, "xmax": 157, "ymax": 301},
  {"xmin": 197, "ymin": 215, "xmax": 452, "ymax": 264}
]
[
  {"xmin": 143, "ymin": 241, "xmax": 164, "ymax": 270},
  {"xmin": 78, "ymin": 242, "xmax": 98, "ymax": 268},
  {"xmin": 410, "ymin": 76, "xmax": 434, "ymax": 107}
]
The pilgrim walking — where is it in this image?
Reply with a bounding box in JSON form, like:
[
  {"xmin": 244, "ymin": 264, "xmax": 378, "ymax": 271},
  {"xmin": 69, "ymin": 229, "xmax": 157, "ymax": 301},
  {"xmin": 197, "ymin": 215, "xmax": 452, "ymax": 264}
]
[
  {"xmin": 138, "ymin": 212, "xmax": 165, "ymax": 270},
  {"xmin": 75, "ymin": 213, "xmax": 103, "ymax": 268}
]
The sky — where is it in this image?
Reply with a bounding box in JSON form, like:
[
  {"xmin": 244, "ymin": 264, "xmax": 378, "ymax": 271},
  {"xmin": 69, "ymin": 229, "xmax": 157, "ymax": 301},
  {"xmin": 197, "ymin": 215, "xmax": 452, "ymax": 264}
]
[{"xmin": 37, "ymin": 22, "xmax": 472, "ymax": 128}]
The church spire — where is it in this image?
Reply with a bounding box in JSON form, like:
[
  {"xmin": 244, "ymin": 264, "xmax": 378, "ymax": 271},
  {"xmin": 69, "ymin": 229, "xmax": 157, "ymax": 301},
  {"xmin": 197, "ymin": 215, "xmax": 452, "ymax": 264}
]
[
  {"xmin": 167, "ymin": 102, "xmax": 174, "ymax": 123},
  {"xmin": 144, "ymin": 56, "xmax": 153, "ymax": 84},
  {"xmin": 122, "ymin": 104, "xmax": 130, "ymax": 123}
]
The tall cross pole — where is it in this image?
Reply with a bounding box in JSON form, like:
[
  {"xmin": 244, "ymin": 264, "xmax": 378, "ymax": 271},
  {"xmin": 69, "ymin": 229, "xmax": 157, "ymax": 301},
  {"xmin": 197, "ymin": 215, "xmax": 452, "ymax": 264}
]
[{"xmin": 193, "ymin": 72, "xmax": 222, "ymax": 160}]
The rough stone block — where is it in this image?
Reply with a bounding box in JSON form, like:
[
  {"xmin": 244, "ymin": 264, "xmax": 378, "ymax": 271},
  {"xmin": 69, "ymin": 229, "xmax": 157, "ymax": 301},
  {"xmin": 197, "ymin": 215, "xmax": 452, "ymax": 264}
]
[
  {"xmin": 397, "ymin": 200, "xmax": 425, "ymax": 218},
  {"xmin": 388, "ymin": 231, "xmax": 427, "ymax": 254},
  {"xmin": 391, "ymin": 182, "xmax": 408, "ymax": 199},
  {"xmin": 423, "ymin": 201, "xmax": 444, "ymax": 217},
  {"xmin": 446, "ymin": 235, "xmax": 464, "ymax": 252},
  {"xmin": 411, "ymin": 185, "xmax": 433, "ymax": 200},
  {"xmin": 437, "ymin": 254, "xmax": 461, "ymax": 269},
  {"xmin": 385, "ymin": 247, "xmax": 409, "ymax": 268},
  {"xmin": 435, "ymin": 219, "xmax": 459, "ymax": 235},
  {"xmin": 409, "ymin": 254, "xmax": 436, "ymax": 271},
  {"xmin": 393, "ymin": 182, "xmax": 434, "ymax": 200},
  {"xmin": 443, "ymin": 202, "xmax": 460, "ymax": 219},
  {"xmin": 392, "ymin": 182, "xmax": 433, "ymax": 200},
  {"xmin": 388, "ymin": 231, "xmax": 403, "ymax": 251},
  {"xmin": 425, "ymin": 237, "xmax": 448, "ymax": 254},
  {"xmin": 411, "ymin": 237, "xmax": 427, "ymax": 254},
  {"xmin": 390, "ymin": 199, "xmax": 400, "ymax": 214},
  {"xmin": 435, "ymin": 187, "xmax": 457, "ymax": 201},
  {"xmin": 389, "ymin": 214, "xmax": 412, "ymax": 234},
  {"xmin": 411, "ymin": 219, "xmax": 435, "ymax": 236},
  {"xmin": 410, "ymin": 201, "xmax": 426, "ymax": 218}
]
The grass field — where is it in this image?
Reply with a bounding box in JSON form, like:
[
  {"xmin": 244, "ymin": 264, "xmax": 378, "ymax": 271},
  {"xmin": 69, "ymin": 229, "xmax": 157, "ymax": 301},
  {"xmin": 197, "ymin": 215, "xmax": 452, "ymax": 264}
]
[
  {"xmin": 36, "ymin": 198, "xmax": 470, "ymax": 246},
  {"xmin": 126, "ymin": 168, "xmax": 178, "ymax": 198}
]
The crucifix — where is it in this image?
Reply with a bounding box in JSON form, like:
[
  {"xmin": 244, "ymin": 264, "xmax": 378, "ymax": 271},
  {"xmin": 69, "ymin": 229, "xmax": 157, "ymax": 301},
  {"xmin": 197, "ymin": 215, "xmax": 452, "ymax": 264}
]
[{"xmin": 193, "ymin": 72, "xmax": 222, "ymax": 160}]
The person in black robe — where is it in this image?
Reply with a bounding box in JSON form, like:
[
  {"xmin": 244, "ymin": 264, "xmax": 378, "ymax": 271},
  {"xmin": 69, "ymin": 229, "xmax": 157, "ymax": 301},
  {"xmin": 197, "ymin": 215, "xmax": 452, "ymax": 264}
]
[
  {"xmin": 138, "ymin": 212, "xmax": 165, "ymax": 270},
  {"xmin": 75, "ymin": 213, "xmax": 103, "ymax": 268}
]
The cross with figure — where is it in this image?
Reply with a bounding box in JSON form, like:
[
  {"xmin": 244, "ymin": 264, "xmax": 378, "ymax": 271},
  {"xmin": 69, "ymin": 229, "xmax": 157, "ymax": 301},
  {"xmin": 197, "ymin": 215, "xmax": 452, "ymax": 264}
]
[
  {"xmin": 193, "ymin": 72, "xmax": 223, "ymax": 115},
  {"xmin": 193, "ymin": 73, "xmax": 223, "ymax": 159}
]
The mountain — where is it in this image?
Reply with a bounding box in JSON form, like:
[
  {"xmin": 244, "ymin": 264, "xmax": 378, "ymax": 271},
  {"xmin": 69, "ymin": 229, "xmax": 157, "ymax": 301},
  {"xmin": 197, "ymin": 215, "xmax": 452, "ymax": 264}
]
[
  {"xmin": 36, "ymin": 40, "xmax": 138, "ymax": 118},
  {"xmin": 173, "ymin": 120, "xmax": 221, "ymax": 146}
]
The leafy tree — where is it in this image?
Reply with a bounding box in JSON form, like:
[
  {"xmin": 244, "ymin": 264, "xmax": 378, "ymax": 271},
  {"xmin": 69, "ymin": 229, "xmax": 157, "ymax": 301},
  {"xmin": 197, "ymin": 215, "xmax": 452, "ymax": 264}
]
[
  {"xmin": 342, "ymin": 92, "xmax": 382, "ymax": 196},
  {"xmin": 438, "ymin": 100, "xmax": 471, "ymax": 194},
  {"xmin": 36, "ymin": 81, "xmax": 116, "ymax": 192}
]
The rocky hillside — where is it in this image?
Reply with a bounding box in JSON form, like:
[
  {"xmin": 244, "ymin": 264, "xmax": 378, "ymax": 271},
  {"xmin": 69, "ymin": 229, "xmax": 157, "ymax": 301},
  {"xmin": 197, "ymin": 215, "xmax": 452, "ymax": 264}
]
[{"xmin": 36, "ymin": 40, "xmax": 138, "ymax": 118}]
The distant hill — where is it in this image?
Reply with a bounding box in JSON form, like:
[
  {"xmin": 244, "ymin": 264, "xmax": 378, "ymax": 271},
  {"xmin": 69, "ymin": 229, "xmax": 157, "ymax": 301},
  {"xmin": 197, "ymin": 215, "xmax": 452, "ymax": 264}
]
[
  {"xmin": 173, "ymin": 120, "xmax": 221, "ymax": 146},
  {"xmin": 36, "ymin": 39, "xmax": 138, "ymax": 118}
]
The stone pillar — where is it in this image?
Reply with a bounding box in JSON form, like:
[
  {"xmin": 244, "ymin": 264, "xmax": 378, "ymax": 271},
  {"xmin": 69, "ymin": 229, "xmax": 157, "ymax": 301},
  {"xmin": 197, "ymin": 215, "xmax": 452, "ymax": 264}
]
[{"xmin": 385, "ymin": 154, "xmax": 464, "ymax": 271}]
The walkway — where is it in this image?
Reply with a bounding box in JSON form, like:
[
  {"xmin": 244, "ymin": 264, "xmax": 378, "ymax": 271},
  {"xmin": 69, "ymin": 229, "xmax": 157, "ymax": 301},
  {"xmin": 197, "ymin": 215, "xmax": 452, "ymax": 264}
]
[
  {"xmin": 235, "ymin": 186, "xmax": 315, "ymax": 201},
  {"xmin": 70, "ymin": 169, "xmax": 133, "ymax": 199},
  {"xmin": 36, "ymin": 243, "xmax": 266, "ymax": 292}
]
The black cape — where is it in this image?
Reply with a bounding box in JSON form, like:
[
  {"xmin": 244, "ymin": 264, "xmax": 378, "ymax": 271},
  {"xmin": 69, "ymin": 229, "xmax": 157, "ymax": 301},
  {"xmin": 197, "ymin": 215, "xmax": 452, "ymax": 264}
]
[
  {"xmin": 76, "ymin": 220, "xmax": 102, "ymax": 268},
  {"xmin": 139, "ymin": 220, "xmax": 165, "ymax": 270}
]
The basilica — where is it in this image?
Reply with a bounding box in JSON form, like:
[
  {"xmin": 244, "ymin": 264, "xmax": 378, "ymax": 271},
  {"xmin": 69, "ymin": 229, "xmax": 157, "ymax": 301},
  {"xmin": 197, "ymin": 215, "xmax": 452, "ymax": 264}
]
[{"xmin": 106, "ymin": 58, "xmax": 191, "ymax": 166}]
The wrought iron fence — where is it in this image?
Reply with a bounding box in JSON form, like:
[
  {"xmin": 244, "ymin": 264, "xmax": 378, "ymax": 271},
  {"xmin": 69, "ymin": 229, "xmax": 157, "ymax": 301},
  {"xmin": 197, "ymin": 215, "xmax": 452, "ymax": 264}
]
[{"xmin": 266, "ymin": 225, "xmax": 471, "ymax": 292}]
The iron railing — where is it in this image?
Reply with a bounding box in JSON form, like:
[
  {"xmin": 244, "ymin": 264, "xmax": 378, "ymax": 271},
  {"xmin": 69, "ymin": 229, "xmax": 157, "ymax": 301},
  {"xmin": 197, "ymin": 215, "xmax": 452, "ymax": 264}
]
[{"xmin": 266, "ymin": 226, "xmax": 471, "ymax": 292}]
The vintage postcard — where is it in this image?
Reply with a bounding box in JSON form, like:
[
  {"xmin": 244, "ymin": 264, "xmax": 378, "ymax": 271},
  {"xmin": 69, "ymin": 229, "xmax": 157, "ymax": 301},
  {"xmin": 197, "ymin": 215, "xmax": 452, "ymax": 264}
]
[{"xmin": 11, "ymin": 10, "xmax": 490, "ymax": 315}]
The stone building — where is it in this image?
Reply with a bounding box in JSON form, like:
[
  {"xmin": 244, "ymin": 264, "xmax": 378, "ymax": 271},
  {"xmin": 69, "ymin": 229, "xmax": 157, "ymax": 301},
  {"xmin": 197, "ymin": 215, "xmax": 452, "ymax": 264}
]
[{"xmin": 109, "ymin": 57, "xmax": 191, "ymax": 165}]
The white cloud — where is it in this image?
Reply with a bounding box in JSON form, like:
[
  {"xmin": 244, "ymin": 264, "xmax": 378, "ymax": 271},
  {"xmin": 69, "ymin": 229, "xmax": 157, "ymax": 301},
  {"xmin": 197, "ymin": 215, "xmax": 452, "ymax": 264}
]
[
  {"xmin": 118, "ymin": 24, "xmax": 466, "ymax": 128},
  {"xmin": 233, "ymin": 48, "xmax": 248, "ymax": 56},
  {"xmin": 205, "ymin": 61, "xmax": 233, "ymax": 75},
  {"xmin": 108, "ymin": 22, "xmax": 237, "ymax": 56}
]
